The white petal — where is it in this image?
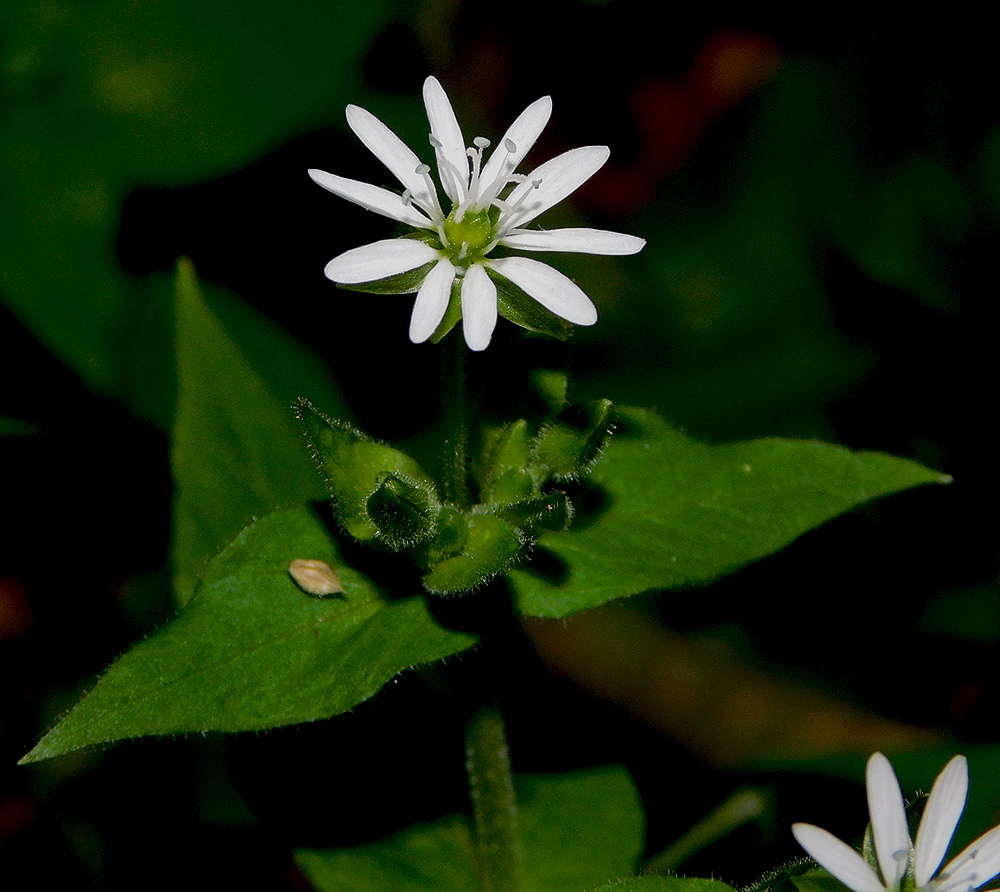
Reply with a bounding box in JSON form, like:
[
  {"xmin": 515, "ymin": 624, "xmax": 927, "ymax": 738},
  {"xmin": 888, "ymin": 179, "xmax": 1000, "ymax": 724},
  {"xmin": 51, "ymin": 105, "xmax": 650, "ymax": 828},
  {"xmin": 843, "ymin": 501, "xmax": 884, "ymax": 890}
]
[
  {"xmin": 915, "ymin": 756, "xmax": 969, "ymax": 887},
  {"xmin": 486, "ymin": 257, "xmax": 597, "ymax": 326},
  {"xmin": 499, "ymin": 227, "xmax": 646, "ymax": 255},
  {"xmin": 460, "ymin": 263, "xmax": 497, "ymax": 351},
  {"xmin": 308, "ymin": 169, "xmax": 433, "ymax": 229},
  {"xmin": 423, "ymin": 76, "xmax": 468, "ymax": 206},
  {"xmin": 867, "ymin": 752, "xmax": 913, "ymax": 891},
  {"xmin": 500, "ymin": 145, "xmax": 610, "ymax": 230},
  {"xmin": 792, "ymin": 823, "xmax": 888, "ymax": 892},
  {"xmin": 936, "ymin": 824, "xmax": 1000, "ymax": 892},
  {"xmin": 345, "ymin": 105, "xmax": 438, "ymax": 213},
  {"xmin": 477, "ymin": 95, "xmax": 553, "ymax": 206},
  {"xmin": 409, "ymin": 259, "xmax": 456, "ymax": 343},
  {"xmin": 324, "ymin": 239, "xmax": 440, "ymax": 284}
]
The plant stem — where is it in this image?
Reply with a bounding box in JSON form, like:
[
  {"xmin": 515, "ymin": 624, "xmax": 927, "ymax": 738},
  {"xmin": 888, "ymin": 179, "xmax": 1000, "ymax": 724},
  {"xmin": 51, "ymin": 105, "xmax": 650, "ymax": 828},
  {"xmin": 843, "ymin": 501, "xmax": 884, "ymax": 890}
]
[
  {"xmin": 441, "ymin": 329, "xmax": 470, "ymax": 508},
  {"xmin": 465, "ymin": 703, "xmax": 521, "ymax": 892}
]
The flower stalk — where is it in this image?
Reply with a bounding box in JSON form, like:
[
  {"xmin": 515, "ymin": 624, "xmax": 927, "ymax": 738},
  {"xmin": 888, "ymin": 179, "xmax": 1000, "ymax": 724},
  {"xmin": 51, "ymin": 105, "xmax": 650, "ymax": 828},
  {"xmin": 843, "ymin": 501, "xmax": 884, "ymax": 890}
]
[{"xmin": 441, "ymin": 324, "xmax": 470, "ymax": 508}]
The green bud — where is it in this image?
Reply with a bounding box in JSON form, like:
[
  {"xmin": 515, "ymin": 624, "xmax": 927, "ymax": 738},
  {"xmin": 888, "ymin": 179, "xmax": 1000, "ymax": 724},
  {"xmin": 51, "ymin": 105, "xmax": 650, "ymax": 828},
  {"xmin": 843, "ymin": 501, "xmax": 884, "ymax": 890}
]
[
  {"xmin": 478, "ymin": 420, "xmax": 537, "ymax": 504},
  {"xmin": 423, "ymin": 513, "xmax": 525, "ymax": 595},
  {"xmin": 366, "ymin": 473, "xmax": 436, "ymax": 550},
  {"xmin": 428, "ymin": 505, "xmax": 469, "ymax": 562},
  {"xmin": 531, "ymin": 399, "xmax": 616, "ymax": 482}
]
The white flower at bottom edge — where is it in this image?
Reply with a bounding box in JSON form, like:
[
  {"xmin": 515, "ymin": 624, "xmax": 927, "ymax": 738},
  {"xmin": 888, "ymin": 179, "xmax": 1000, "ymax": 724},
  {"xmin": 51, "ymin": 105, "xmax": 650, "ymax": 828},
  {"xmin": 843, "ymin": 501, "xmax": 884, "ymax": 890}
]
[
  {"xmin": 792, "ymin": 752, "xmax": 1000, "ymax": 892},
  {"xmin": 309, "ymin": 75, "xmax": 645, "ymax": 351}
]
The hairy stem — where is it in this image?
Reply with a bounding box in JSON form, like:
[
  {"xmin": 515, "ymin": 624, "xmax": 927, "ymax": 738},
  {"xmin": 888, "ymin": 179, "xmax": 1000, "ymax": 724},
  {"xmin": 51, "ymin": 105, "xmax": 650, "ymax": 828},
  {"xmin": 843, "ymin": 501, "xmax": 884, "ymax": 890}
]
[
  {"xmin": 466, "ymin": 703, "xmax": 521, "ymax": 892},
  {"xmin": 441, "ymin": 328, "xmax": 470, "ymax": 508}
]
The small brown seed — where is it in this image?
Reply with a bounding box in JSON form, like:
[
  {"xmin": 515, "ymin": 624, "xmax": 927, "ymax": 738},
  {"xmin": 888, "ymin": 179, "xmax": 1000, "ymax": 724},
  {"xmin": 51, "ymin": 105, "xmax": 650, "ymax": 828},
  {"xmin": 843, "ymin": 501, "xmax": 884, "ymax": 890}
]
[{"xmin": 288, "ymin": 559, "xmax": 344, "ymax": 596}]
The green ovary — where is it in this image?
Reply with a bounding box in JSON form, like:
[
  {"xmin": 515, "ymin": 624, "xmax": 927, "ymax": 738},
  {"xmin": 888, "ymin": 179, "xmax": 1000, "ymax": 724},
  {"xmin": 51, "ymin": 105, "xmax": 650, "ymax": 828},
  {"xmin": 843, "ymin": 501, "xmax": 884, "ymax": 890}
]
[{"xmin": 442, "ymin": 209, "xmax": 494, "ymax": 261}]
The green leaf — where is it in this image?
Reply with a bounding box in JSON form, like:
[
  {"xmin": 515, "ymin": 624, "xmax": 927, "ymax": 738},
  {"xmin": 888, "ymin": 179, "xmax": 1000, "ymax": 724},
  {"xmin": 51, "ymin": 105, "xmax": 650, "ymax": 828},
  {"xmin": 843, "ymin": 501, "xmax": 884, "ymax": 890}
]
[
  {"xmin": 296, "ymin": 400, "xmax": 441, "ymax": 544},
  {"xmin": 592, "ymin": 879, "xmax": 739, "ymax": 892},
  {"xmin": 20, "ymin": 506, "xmax": 476, "ymax": 764},
  {"xmin": 509, "ymin": 407, "xmax": 951, "ymax": 618},
  {"xmin": 171, "ymin": 259, "xmax": 325, "ymax": 604},
  {"xmin": 295, "ymin": 765, "xmax": 644, "ymax": 892}
]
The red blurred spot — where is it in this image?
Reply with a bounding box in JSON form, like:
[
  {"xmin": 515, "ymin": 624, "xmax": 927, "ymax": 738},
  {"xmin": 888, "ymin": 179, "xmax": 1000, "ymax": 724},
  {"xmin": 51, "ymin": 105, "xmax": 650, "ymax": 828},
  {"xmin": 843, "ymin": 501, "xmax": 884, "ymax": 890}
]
[
  {"xmin": 0, "ymin": 578, "xmax": 32, "ymax": 640},
  {"xmin": 0, "ymin": 795, "xmax": 39, "ymax": 844},
  {"xmin": 583, "ymin": 28, "xmax": 782, "ymax": 216}
]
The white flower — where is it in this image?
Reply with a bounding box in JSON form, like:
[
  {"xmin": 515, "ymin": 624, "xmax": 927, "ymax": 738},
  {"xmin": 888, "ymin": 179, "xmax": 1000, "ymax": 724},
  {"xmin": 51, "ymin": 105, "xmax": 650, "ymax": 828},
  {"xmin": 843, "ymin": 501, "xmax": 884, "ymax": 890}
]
[
  {"xmin": 793, "ymin": 753, "xmax": 1000, "ymax": 892},
  {"xmin": 309, "ymin": 76, "xmax": 645, "ymax": 351}
]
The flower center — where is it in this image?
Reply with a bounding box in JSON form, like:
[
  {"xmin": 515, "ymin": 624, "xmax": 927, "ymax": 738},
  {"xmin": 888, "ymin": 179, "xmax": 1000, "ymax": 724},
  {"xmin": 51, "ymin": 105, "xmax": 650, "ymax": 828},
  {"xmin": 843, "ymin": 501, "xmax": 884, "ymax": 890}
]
[{"xmin": 442, "ymin": 208, "xmax": 494, "ymax": 264}]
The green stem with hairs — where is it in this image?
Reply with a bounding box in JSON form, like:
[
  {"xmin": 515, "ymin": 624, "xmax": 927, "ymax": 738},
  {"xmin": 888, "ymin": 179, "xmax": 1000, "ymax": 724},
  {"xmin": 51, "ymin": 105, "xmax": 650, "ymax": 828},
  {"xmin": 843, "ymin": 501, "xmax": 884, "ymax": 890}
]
[
  {"xmin": 441, "ymin": 325, "xmax": 470, "ymax": 508},
  {"xmin": 465, "ymin": 703, "xmax": 522, "ymax": 892}
]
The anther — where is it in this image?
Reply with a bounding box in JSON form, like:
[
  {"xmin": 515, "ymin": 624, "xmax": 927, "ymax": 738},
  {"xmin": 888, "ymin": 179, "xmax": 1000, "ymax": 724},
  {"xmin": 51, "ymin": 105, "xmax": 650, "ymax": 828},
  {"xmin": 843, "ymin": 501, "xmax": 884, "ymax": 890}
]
[
  {"xmin": 428, "ymin": 134, "xmax": 443, "ymax": 148},
  {"xmin": 504, "ymin": 138, "xmax": 517, "ymax": 153},
  {"xmin": 474, "ymin": 136, "xmax": 490, "ymax": 149},
  {"xmin": 415, "ymin": 163, "xmax": 431, "ymax": 175},
  {"xmin": 401, "ymin": 189, "xmax": 413, "ymax": 206}
]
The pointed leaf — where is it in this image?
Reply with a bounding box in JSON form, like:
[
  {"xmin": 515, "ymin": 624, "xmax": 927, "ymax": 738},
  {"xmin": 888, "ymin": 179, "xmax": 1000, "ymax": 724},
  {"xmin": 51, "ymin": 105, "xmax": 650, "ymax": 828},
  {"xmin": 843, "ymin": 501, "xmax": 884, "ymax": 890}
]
[
  {"xmin": 172, "ymin": 258, "xmax": 325, "ymax": 604},
  {"xmin": 20, "ymin": 507, "xmax": 476, "ymax": 763},
  {"xmin": 509, "ymin": 407, "xmax": 951, "ymax": 618},
  {"xmin": 296, "ymin": 765, "xmax": 644, "ymax": 892}
]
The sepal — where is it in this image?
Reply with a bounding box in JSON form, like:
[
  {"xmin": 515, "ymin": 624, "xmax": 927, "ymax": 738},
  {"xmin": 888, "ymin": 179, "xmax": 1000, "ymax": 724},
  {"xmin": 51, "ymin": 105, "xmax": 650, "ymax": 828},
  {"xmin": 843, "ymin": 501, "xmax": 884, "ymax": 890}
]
[
  {"xmin": 429, "ymin": 277, "xmax": 463, "ymax": 343},
  {"xmin": 336, "ymin": 261, "xmax": 436, "ymax": 296},
  {"xmin": 490, "ymin": 268, "xmax": 574, "ymax": 341}
]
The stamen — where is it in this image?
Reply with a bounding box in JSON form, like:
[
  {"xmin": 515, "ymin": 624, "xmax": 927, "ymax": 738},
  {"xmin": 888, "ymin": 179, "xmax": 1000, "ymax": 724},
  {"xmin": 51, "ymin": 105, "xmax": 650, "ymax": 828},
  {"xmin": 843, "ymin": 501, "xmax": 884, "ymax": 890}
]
[
  {"xmin": 412, "ymin": 162, "xmax": 445, "ymax": 226},
  {"xmin": 456, "ymin": 242, "xmax": 469, "ymax": 261},
  {"xmin": 401, "ymin": 188, "xmax": 412, "ymax": 206},
  {"xmin": 458, "ymin": 139, "xmax": 492, "ymax": 221},
  {"xmin": 475, "ymin": 139, "xmax": 523, "ymax": 209},
  {"xmin": 489, "ymin": 175, "xmax": 543, "ymax": 244}
]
